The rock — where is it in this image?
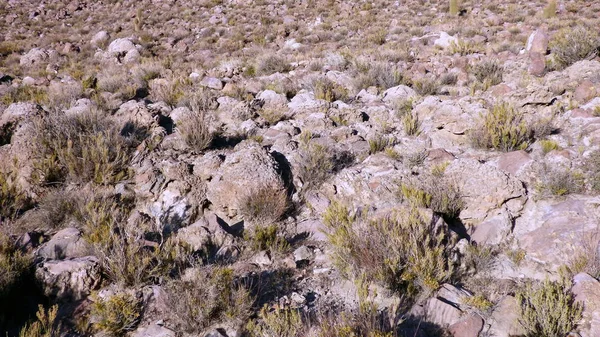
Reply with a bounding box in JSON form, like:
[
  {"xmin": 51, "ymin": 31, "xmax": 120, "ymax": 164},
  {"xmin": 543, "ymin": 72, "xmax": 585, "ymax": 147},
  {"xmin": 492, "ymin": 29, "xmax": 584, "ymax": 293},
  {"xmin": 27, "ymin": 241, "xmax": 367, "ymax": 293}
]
[
  {"xmin": 424, "ymin": 297, "xmax": 462, "ymax": 326},
  {"xmin": 35, "ymin": 256, "xmax": 101, "ymax": 301},
  {"xmin": 206, "ymin": 141, "xmax": 285, "ymax": 219},
  {"xmin": 37, "ymin": 227, "xmax": 90, "ymax": 260},
  {"xmin": 19, "ymin": 48, "xmax": 49, "ymax": 67},
  {"xmin": 200, "ymin": 76, "xmax": 223, "ymax": 90},
  {"xmin": 108, "ymin": 38, "xmax": 137, "ymax": 56},
  {"xmin": 91, "ymin": 31, "xmax": 110, "ymax": 48},
  {"xmin": 253, "ymin": 250, "xmax": 272, "ymax": 266},
  {"xmin": 449, "ymin": 314, "xmax": 484, "ymax": 337},
  {"xmin": 284, "ymin": 39, "xmax": 302, "ymax": 50},
  {"xmin": 381, "ymin": 85, "xmax": 417, "ymax": 104},
  {"xmin": 572, "ymin": 273, "xmax": 600, "ymax": 337},
  {"xmin": 514, "ymin": 197, "xmax": 600, "ymax": 274},
  {"xmin": 288, "ymin": 91, "xmax": 328, "ymax": 111},
  {"xmin": 257, "ymin": 90, "xmax": 288, "ymax": 109},
  {"xmin": 1, "ymin": 102, "xmax": 41, "ymax": 127},
  {"xmin": 528, "ymin": 52, "xmax": 546, "ymax": 76},
  {"xmin": 496, "ymin": 150, "xmax": 533, "ymax": 177},
  {"xmin": 124, "ymin": 48, "xmax": 141, "ymax": 64},
  {"xmin": 446, "ymin": 158, "xmax": 526, "ymax": 225},
  {"xmin": 574, "ymin": 80, "xmax": 598, "ymax": 104},
  {"xmin": 293, "ymin": 245, "xmax": 313, "ymax": 263},
  {"xmin": 486, "ymin": 296, "xmax": 525, "ymax": 337},
  {"xmin": 526, "ymin": 29, "xmax": 549, "ymax": 54},
  {"xmin": 132, "ymin": 324, "xmax": 175, "ymax": 337},
  {"xmin": 434, "ymin": 32, "xmax": 458, "ymax": 49}
]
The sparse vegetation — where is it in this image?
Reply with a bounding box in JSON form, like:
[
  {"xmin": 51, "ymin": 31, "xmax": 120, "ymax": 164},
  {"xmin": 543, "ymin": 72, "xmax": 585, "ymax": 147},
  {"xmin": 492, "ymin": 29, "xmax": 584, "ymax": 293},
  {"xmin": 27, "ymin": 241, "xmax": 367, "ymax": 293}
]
[
  {"xmin": 246, "ymin": 306, "xmax": 305, "ymax": 337},
  {"xmin": 471, "ymin": 102, "xmax": 532, "ymax": 152},
  {"xmin": 550, "ymin": 26, "xmax": 600, "ymax": 69},
  {"xmin": 90, "ymin": 292, "xmax": 142, "ymax": 336},
  {"xmin": 177, "ymin": 109, "xmax": 214, "ymax": 152},
  {"xmin": 238, "ymin": 184, "xmax": 289, "ymax": 226},
  {"xmin": 18, "ymin": 305, "xmax": 60, "ymax": 337},
  {"xmin": 535, "ymin": 164, "xmax": 584, "ymax": 197},
  {"xmin": 471, "ymin": 59, "xmax": 503, "ymax": 87},
  {"xmin": 516, "ymin": 279, "xmax": 582, "ymax": 337}
]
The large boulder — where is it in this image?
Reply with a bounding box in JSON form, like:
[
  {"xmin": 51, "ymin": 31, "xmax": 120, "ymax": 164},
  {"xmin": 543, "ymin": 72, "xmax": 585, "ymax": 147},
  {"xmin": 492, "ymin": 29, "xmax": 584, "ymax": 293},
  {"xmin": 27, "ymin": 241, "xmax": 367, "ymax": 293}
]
[
  {"xmin": 381, "ymin": 85, "xmax": 417, "ymax": 104},
  {"xmin": 206, "ymin": 141, "xmax": 285, "ymax": 218},
  {"xmin": 572, "ymin": 273, "xmax": 600, "ymax": 337},
  {"xmin": 35, "ymin": 256, "xmax": 101, "ymax": 301},
  {"xmin": 37, "ymin": 227, "xmax": 90, "ymax": 260},
  {"xmin": 19, "ymin": 48, "xmax": 49, "ymax": 67}
]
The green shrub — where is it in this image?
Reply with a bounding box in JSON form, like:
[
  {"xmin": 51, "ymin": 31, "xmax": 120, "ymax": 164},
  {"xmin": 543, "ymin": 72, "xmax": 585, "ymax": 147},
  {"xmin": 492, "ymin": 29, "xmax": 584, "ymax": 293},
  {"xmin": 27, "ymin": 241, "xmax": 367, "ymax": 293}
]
[
  {"xmin": 324, "ymin": 203, "xmax": 455, "ymax": 295},
  {"xmin": 1, "ymin": 86, "xmax": 48, "ymax": 105},
  {"xmin": 297, "ymin": 133, "xmax": 335, "ymax": 192},
  {"xmin": 246, "ymin": 223, "xmax": 289, "ymax": 253},
  {"xmin": 32, "ymin": 109, "xmax": 137, "ymax": 185},
  {"xmin": 246, "ymin": 306, "xmax": 305, "ymax": 337},
  {"xmin": 399, "ymin": 173, "xmax": 463, "ymax": 220},
  {"xmin": 516, "ymin": 279, "xmax": 582, "ymax": 337},
  {"xmin": 402, "ymin": 112, "xmax": 421, "ymax": 136},
  {"xmin": 90, "ymin": 292, "xmax": 141, "ymax": 336},
  {"xmin": 543, "ymin": 0, "xmax": 557, "ymax": 18},
  {"xmin": 535, "ymin": 164, "xmax": 583, "ymax": 197},
  {"xmin": 368, "ymin": 135, "xmax": 395, "ymax": 154},
  {"xmin": 471, "ymin": 60, "xmax": 503, "ymax": 87},
  {"xmin": 550, "ymin": 26, "xmax": 599, "ymax": 69},
  {"xmin": 19, "ymin": 305, "xmax": 61, "ymax": 337},
  {"xmin": 257, "ymin": 55, "xmax": 291, "ymax": 75},
  {"xmin": 166, "ymin": 267, "xmax": 253, "ymax": 333},
  {"xmin": 412, "ymin": 78, "xmax": 439, "ymax": 96},
  {"xmin": 313, "ymin": 78, "xmax": 348, "ymax": 102},
  {"xmin": 471, "ymin": 102, "xmax": 531, "ymax": 152},
  {"xmin": 0, "ymin": 168, "xmax": 28, "ymax": 219},
  {"xmin": 540, "ymin": 139, "xmax": 561, "ymax": 155},
  {"xmin": 449, "ymin": 40, "xmax": 481, "ymax": 55},
  {"xmin": 238, "ymin": 184, "xmax": 289, "ymax": 226},
  {"xmin": 177, "ymin": 109, "xmax": 213, "ymax": 152}
]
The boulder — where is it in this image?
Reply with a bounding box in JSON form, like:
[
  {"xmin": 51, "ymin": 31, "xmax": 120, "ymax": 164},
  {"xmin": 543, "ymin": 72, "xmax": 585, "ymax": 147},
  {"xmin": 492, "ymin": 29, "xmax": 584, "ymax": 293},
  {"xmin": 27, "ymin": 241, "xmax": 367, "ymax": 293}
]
[
  {"xmin": 572, "ymin": 273, "xmax": 600, "ymax": 337},
  {"xmin": 132, "ymin": 324, "xmax": 175, "ymax": 337},
  {"xmin": 434, "ymin": 32, "xmax": 459, "ymax": 49},
  {"xmin": 91, "ymin": 31, "xmax": 110, "ymax": 48},
  {"xmin": 206, "ymin": 141, "xmax": 285, "ymax": 219},
  {"xmin": 381, "ymin": 85, "xmax": 417, "ymax": 104},
  {"xmin": 526, "ymin": 29, "xmax": 549, "ymax": 55},
  {"xmin": 448, "ymin": 314, "xmax": 484, "ymax": 337},
  {"xmin": 486, "ymin": 296, "xmax": 525, "ymax": 337},
  {"xmin": 35, "ymin": 256, "xmax": 101, "ymax": 301},
  {"xmin": 257, "ymin": 90, "xmax": 288, "ymax": 109},
  {"xmin": 19, "ymin": 48, "xmax": 49, "ymax": 67},
  {"xmin": 200, "ymin": 77, "xmax": 223, "ymax": 90},
  {"xmin": 528, "ymin": 52, "xmax": 546, "ymax": 76},
  {"xmin": 108, "ymin": 38, "xmax": 137, "ymax": 56},
  {"xmin": 37, "ymin": 227, "xmax": 90, "ymax": 260}
]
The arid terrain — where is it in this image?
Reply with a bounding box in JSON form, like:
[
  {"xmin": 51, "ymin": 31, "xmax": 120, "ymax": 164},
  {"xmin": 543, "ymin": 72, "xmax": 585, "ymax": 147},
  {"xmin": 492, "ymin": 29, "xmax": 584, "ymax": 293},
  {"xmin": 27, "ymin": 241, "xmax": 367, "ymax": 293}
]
[{"xmin": 2, "ymin": 0, "xmax": 600, "ymax": 336}]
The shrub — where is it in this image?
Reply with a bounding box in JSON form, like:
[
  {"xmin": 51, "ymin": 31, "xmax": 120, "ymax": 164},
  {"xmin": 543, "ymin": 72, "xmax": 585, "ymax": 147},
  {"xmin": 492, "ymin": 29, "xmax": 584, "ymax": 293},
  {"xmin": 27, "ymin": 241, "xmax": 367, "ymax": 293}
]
[
  {"xmin": 535, "ymin": 164, "xmax": 583, "ymax": 197},
  {"xmin": 257, "ymin": 55, "xmax": 291, "ymax": 75},
  {"xmin": 540, "ymin": 139, "xmax": 561, "ymax": 155},
  {"xmin": 471, "ymin": 60, "xmax": 503, "ymax": 87},
  {"xmin": 79, "ymin": 196, "xmax": 182, "ymax": 286},
  {"xmin": 471, "ymin": 102, "xmax": 531, "ymax": 152},
  {"xmin": 32, "ymin": 109, "xmax": 136, "ymax": 185},
  {"xmin": 462, "ymin": 294, "xmax": 493, "ymax": 312},
  {"xmin": 246, "ymin": 223, "xmax": 289, "ymax": 253},
  {"xmin": 585, "ymin": 150, "xmax": 600, "ymax": 191},
  {"xmin": 399, "ymin": 173, "xmax": 463, "ymax": 220},
  {"xmin": 297, "ymin": 134, "xmax": 335, "ymax": 192},
  {"xmin": 238, "ymin": 184, "xmax": 289, "ymax": 226},
  {"xmin": 449, "ymin": 40, "xmax": 481, "ymax": 55},
  {"xmin": 324, "ymin": 203, "xmax": 455, "ymax": 295},
  {"xmin": 516, "ymin": 279, "xmax": 582, "ymax": 337},
  {"xmin": 1, "ymin": 85, "xmax": 48, "ymax": 105},
  {"xmin": 166, "ymin": 267, "xmax": 253, "ymax": 333},
  {"xmin": 90, "ymin": 292, "xmax": 141, "ymax": 336},
  {"xmin": 412, "ymin": 78, "xmax": 439, "ymax": 96},
  {"xmin": 550, "ymin": 26, "xmax": 599, "ymax": 69},
  {"xmin": 0, "ymin": 168, "xmax": 28, "ymax": 219},
  {"xmin": 246, "ymin": 306, "xmax": 305, "ymax": 337},
  {"xmin": 543, "ymin": 0, "xmax": 557, "ymax": 18},
  {"xmin": 0, "ymin": 233, "xmax": 30, "ymax": 300},
  {"xmin": 353, "ymin": 62, "xmax": 404, "ymax": 91},
  {"xmin": 402, "ymin": 112, "xmax": 421, "ymax": 136},
  {"xmin": 313, "ymin": 78, "xmax": 348, "ymax": 102},
  {"xmin": 18, "ymin": 305, "xmax": 60, "ymax": 337},
  {"xmin": 177, "ymin": 109, "xmax": 213, "ymax": 152},
  {"xmin": 368, "ymin": 135, "xmax": 395, "ymax": 154}
]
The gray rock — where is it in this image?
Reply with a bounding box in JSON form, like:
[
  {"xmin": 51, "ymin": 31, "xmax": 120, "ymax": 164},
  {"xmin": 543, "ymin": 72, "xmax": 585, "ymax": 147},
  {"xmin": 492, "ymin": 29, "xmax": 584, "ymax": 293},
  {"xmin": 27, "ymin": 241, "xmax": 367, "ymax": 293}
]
[
  {"xmin": 19, "ymin": 48, "xmax": 49, "ymax": 67},
  {"xmin": 572, "ymin": 273, "xmax": 600, "ymax": 337},
  {"xmin": 381, "ymin": 85, "xmax": 417, "ymax": 104},
  {"xmin": 257, "ymin": 89, "xmax": 288, "ymax": 109},
  {"xmin": 108, "ymin": 38, "xmax": 137, "ymax": 56},
  {"xmin": 124, "ymin": 48, "xmax": 141, "ymax": 64},
  {"xmin": 35, "ymin": 256, "xmax": 101, "ymax": 301},
  {"xmin": 448, "ymin": 314, "xmax": 484, "ymax": 337},
  {"xmin": 200, "ymin": 76, "xmax": 223, "ymax": 90},
  {"xmin": 132, "ymin": 324, "xmax": 175, "ymax": 337},
  {"xmin": 37, "ymin": 227, "xmax": 90, "ymax": 260},
  {"xmin": 293, "ymin": 245, "xmax": 313, "ymax": 263},
  {"xmin": 424, "ymin": 297, "xmax": 462, "ymax": 327},
  {"xmin": 526, "ymin": 29, "xmax": 549, "ymax": 54},
  {"xmin": 434, "ymin": 32, "xmax": 458, "ymax": 49},
  {"xmin": 486, "ymin": 296, "xmax": 525, "ymax": 337},
  {"xmin": 91, "ymin": 31, "xmax": 110, "ymax": 48},
  {"xmin": 288, "ymin": 91, "xmax": 328, "ymax": 111}
]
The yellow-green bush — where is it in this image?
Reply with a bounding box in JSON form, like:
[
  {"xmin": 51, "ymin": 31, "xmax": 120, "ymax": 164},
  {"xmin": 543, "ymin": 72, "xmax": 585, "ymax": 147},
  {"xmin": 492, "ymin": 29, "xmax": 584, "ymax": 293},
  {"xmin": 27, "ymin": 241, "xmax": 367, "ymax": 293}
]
[
  {"xmin": 516, "ymin": 279, "xmax": 582, "ymax": 337},
  {"xmin": 246, "ymin": 223, "xmax": 289, "ymax": 253},
  {"xmin": 166, "ymin": 267, "xmax": 253, "ymax": 333},
  {"xmin": 90, "ymin": 292, "xmax": 141, "ymax": 336},
  {"xmin": 18, "ymin": 305, "xmax": 60, "ymax": 337},
  {"xmin": 535, "ymin": 164, "xmax": 583, "ymax": 197},
  {"xmin": 297, "ymin": 133, "xmax": 335, "ymax": 192},
  {"xmin": 0, "ymin": 168, "xmax": 28, "ymax": 219},
  {"xmin": 471, "ymin": 102, "xmax": 531, "ymax": 152},
  {"xmin": 313, "ymin": 78, "xmax": 349, "ymax": 102},
  {"xmin": 471, "ymin": 59, "xmax": 503, "ymax": 87},
  {"xmin": 368, "ymin": 135, "xmax": 395, "ymax": 154},
  {"xmin": 550, "ymin": 26, "xmax": 599, "ymax": 69},
  {"xmin": 246, "ymin": 306, "xmax": 305, "ymax": 337},
  {"xmin": 324, "ymin": 203, "xmax": 455, "ymax": 295},
  {"xmin": 399, "ymin": 173, "xmax": 463, "ymax": 220}
]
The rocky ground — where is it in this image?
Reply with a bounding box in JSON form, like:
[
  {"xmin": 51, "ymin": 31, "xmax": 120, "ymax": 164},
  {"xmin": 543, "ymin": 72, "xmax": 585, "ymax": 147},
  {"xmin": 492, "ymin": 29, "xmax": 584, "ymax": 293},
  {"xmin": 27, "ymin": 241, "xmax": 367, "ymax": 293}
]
[{"xmin": 2, "ymin": 0, "xmax": 600, "ymax": 336}]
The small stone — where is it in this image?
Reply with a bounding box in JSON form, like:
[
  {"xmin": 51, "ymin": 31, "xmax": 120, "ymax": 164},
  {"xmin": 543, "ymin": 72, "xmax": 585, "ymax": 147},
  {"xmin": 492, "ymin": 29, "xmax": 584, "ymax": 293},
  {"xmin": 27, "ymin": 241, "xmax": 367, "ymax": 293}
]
[
  {"xmin": 293, "ymin": 245, "xmax": 313, "ymax": 263},
  {"xmin": 200, "ymin": 76, "xmax": 223, "ymax": 90}
]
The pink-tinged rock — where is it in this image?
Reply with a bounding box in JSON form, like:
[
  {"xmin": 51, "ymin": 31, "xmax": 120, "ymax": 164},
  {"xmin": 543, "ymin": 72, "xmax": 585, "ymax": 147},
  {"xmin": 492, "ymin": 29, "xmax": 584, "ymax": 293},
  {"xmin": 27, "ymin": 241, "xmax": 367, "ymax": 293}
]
[
  {"xmin": 497, "ymin": 150, "xmax": 532, "ymax": 176},
  {"xmin": 572, "ymin": 108, "xmax": 595, "ymax": 118},
  {"xmin": 427, "ymin": 148, "xmax": 456, "ymax": 163},
  {"xmin": 425, "ymin": 297, "xmax": 462, "ymax": 326},
  {"xmin": 487, "ymin": 296, "xmax": 525, "ymax": 337},
  {"xmin": 526, "ymin": 29, "xmax": 549, "ymax": 55},
  {"xmin": 574, "ymin": 80, "xmax": 598, "ymax": 103},
  {"xmin": 528, "ymin": 52, "xmax": 546, "ymax": 77},
  {"xmin": 490, "ymin": 83, "xmax": 513, "ymax": 96},
  {"xmin": 471, "ymin": 210, "xmax": 513, "ymax": 244},
  {"xmin": 449, "ymin": 314, "xmax": 484, "ymax": 337},
  {"xmin": 572, "ymin": 273, "xmax": 600, "ymax": 337}
]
